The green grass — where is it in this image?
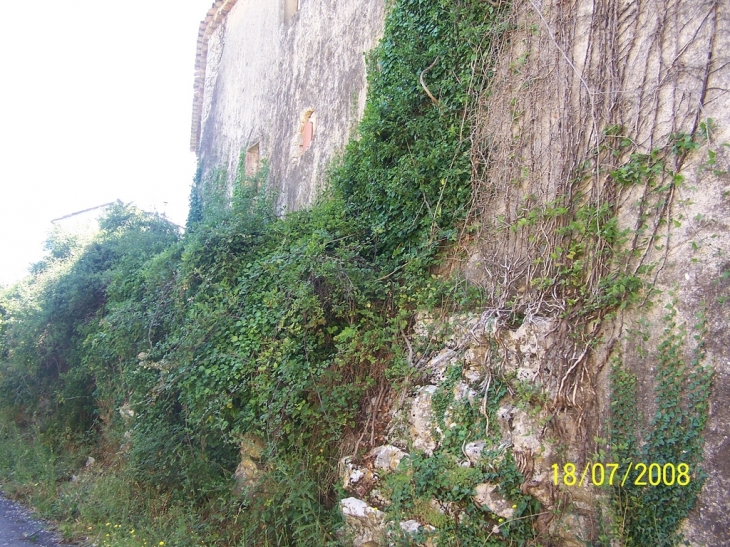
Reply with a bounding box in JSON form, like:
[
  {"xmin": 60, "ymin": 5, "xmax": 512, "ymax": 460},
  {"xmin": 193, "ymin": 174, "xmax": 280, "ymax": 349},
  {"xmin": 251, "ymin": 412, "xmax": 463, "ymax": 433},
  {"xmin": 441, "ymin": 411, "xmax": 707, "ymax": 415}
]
[{"xmin": 0, "ymin": 418, "xmax": 244, "ymax": 546}]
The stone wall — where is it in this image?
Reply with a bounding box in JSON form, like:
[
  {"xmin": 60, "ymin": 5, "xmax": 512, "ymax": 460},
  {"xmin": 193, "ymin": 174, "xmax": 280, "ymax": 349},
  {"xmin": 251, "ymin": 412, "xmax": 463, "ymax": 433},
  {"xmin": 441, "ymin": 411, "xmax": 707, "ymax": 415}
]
[
  {"xmin": 337, "ymin": 1, "xmax": 729, "ymax": 545},
  {"xmin": 192, "ymin": 0, "xmax": 385, "ymax": 213},
  {"xmin": 466, "ymin": 1, "xmax": 730, "ymax": 545},
  {"xmin": 190, "ymin": 0, "xmax": 239, "ymax": 153}
]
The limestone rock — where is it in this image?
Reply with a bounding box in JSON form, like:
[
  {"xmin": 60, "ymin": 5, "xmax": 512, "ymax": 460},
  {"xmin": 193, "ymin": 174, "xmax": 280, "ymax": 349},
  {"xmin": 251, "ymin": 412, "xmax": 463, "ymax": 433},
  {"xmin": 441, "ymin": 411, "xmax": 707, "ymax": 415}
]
[
  {"xmin": 399, "ymin": 519, "xmax": 422, "ymax": 534},
  {"xmin": 498, "ymin": 318, "xmax": 555, "ymax": 382},
  {"xmin": 340, "ymin": 497, "xmax": 384, "ymax": 522},
  {"xmin": 119, "ymin": 402, "xmax": 135, "ymax": 420},
  {"xmin": 463, "ymin": 367, "xmax": 483, "ymax": 384},
  {"xmin": 426, "ymin": 348, "xmax": 458, "ymax": 383},
  {"xmin": 370, "ymin": 445, "xmax": 408, "ymax": 472},
  {"xmin": 409, "ymin": 385, "xmax": 440, "ymax": 455},
  {"xmin": 239, "ymin": 434, "xmax": 265, "ymax": 460},
  {"xmin": 464, "ymin": 251, "xmax": 487, "ymax": 285},
  {"xmin": 341, "ymin": 456, "xmax": 375, "ymax": 492},
  {"xmin": 443, "ymin": 313, "xmax": 482, "ymax": 348},
  {"xmin": 473, "ymin": 483, "xmax": 515, "ymax": 519},
  {"xmin": 464, "ymin": 440, "xmax": 487, "ymax": 464},
  {"xmin": 496, "ymin": 404, "xmax": 516, "ymax": 441},
  {"xmin": 510, "ymin": 410, "xmax": 542, "ymax": 453},
  {"xmin": 412, "ymin": 311, "xmax": 437, "ymax": 340},
  {"xmin": 233, "ymin": 456, "xmax": 259, "ymax": 494},
  {"xmin": 549, "ymin": 513, "xmax": 592, "ymax": 547},
  {"xmin": 367, "ymin": 489, "xmax": 390, "ymax": 508},
  {"xmin": 495, "ymin": 404, "xmax": 542, "ymax": 452},
  {"xmin": 233, "ymin": 434, "xmax": 266, "ymax": 495},
  {"xmin": 398, "ymin": 520, "xmax": 436, "ymax": 547},
  {"xmin": 340, "ymin": 497, "xmax": 385, "ymax": 547},
  {"xmin": 463, "ymin": 346, "xmax": 486, "ymax": 372},
  {"xmin": 452, "ymin": 380, "xmax": 478, "ymax": 404}
]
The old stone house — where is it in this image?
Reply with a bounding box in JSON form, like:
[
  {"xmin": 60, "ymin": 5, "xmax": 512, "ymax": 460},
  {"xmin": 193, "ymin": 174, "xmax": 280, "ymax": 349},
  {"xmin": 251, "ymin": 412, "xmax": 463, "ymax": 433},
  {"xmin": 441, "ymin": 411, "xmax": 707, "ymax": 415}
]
[
  {"xmin": 188, "ymin": 1, "xmax": 730, "ymax": 546},
  {"xmin": 190, "ymin": 0, "xmax": 385, "ymax": 213}
]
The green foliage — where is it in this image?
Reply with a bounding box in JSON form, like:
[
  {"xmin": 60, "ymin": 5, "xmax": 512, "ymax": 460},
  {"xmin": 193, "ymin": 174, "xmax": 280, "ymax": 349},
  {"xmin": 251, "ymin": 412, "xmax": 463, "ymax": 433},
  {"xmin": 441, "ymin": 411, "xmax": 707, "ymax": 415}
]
[
  {"xmin": 0, "ymin": 417, "xmax": 246, "ymax": 546},
  {"xmin": 186, "ymin": 164, "xmax": 230, "ymax": 231},
  {"xmin": 0, "ymin": 203, "xmax": 179, "ymax": 432},
  {"xmin": 186, "ymin": 163, "xmax": 204, "ymax": 230},
  {"xmin": 610, "ymin": 299, "xmax": 713, "ymax": 547},
  {"xmin": 512, "ymin": 189, "xmax": 643, "ymax": 320},
  {"xmin": 238, "ymin": 458, "xmax": 340, "ymax": 547},
  {"xmin": 382, "ymin": 450, "xmax": 540, "ymax": 546},
  {"xmin": 609, "ymin": 358, "xmax": 638, "ymax": 461},
  {"xmin": 599, "ymin": 124, "xmax": 718, "ymax": 547},
  {"xmin": 332, "ymin": 0, "xmax": 504, "ymax": 266},
  {"xmin": 0, "ymin": 1, "xmax": 511, "ymax": 544},
  {"xmin": 609, "ymin": 149, "xmax": 663, "ymax": 188}
]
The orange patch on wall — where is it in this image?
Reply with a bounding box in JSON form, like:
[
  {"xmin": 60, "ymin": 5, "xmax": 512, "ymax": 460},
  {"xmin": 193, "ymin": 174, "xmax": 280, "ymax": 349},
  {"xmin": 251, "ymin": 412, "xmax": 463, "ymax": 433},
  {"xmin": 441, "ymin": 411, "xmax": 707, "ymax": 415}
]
[{"xmin": 301, "ymin": 119, "xmax": 314, "ymax": 153}]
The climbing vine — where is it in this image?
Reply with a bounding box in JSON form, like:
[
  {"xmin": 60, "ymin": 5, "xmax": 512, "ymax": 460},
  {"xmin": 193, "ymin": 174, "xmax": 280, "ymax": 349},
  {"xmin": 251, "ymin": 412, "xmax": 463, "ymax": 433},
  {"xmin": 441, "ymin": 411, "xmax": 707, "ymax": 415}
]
[
  {"xmin": 610, "ymin": 297, "xmax": 713, "ymax": 547},
  {"xmin": 0, "ymin": 0, "xmax": 513, "ymax": 545},
  {"xmin": 0, "ymin": 0, "xmax": 723, "ymax": 545}
]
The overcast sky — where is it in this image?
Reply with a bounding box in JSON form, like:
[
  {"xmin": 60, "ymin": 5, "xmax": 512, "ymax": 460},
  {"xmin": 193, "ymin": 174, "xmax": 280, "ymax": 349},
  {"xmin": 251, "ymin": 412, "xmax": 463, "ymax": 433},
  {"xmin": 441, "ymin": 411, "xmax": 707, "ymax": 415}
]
[{"xmin": 0, "ymin": 0, "xmax": 216, "ymax": 286}]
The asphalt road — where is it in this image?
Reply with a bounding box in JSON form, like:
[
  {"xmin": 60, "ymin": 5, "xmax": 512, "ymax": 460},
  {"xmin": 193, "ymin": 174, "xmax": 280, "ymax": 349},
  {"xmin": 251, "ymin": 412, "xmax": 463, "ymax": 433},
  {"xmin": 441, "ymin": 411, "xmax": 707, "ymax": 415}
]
[{"xmin": 0, "ymin": 493, "xmax": 64, "ymax": 547}]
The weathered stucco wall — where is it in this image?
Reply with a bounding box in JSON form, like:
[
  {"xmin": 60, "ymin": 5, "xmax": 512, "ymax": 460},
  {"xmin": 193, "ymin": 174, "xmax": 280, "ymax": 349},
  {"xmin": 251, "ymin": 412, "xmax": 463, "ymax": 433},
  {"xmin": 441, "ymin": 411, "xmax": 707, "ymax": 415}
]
[
  {"xmin": 465, "ymin": 0, "xmax": 729, "ymax": 545},
  {"xmin": 193, "ymin": 0, "xmax": 385, "ymax": 213},
  {"xmin": 190, "ymin": 0, "xmax": 239, "ymax": 153}
]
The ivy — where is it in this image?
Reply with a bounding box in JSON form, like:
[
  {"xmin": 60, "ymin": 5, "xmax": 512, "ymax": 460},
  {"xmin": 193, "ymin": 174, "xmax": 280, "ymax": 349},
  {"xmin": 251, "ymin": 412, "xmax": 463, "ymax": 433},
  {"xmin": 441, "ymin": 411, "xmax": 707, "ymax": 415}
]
[
  {"xmin": 604, "ymin": 121, "xmax": 717, "ymax": 547},
  {"xmin": 332, "ymin": 0, "xmax": 503, "ymax": 266},
  {"xmin": 610, "ymin": 299, "xmax": 713, "ymax": 547}
]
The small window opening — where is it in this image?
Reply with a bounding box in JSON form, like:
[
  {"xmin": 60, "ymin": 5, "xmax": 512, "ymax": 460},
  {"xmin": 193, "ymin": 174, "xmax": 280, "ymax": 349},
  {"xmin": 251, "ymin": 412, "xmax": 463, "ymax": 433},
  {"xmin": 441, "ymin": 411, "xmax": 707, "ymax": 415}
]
[
  {"xmin": 245, "ymin": 142, "xmax": 260, "ymax": 177},
  {"xmin": 300, "ymin": 110, "xmax": 315, "ymax": 154},
  {"xmin": 290, "ymin": 109, "xmax": 316, "ymax": 160},
  {"xmin": 284, "ymin": 0, "xmax": 299, "ymax": 20}
]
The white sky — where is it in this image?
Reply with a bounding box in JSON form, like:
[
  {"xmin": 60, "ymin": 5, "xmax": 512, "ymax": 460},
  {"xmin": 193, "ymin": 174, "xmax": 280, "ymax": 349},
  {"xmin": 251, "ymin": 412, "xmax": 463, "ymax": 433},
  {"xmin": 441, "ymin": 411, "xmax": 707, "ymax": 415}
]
[{"xmin": 0, "ymin": 0, "xmax": 216, "ymax": 286}]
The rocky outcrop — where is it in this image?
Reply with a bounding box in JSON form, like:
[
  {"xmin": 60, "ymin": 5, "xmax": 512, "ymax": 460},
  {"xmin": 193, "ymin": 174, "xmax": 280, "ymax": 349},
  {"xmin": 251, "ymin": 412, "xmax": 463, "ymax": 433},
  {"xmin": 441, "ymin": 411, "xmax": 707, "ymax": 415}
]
[
  {"xmin": 473, "ymin": 483, "xmax": 515, "ymax": 520},
  {"xmin": 232, "ymin": 434, "xmax": 265, "ymax": 495},
  {"xmin": 337, "ymin": 312, "xmax": 567, "ymax": 545},
  {"xmin": 339, "ymin": 497, "xmax": 385, "ymax": 547}
]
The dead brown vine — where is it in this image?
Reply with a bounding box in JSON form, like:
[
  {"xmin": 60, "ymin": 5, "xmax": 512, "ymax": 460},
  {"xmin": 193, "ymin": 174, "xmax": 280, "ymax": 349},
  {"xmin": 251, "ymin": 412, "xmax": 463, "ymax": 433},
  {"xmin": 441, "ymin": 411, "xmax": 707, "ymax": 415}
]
[
  {"xmin": 466, "ymin": 0, "xmax": 721, "ymax": 413},
  {"xmin": 420, "ymin": 56, "xmax": 441, "ymax": 106},
  {"xmin": 455, "ymin": 5, "xmax": 725, "ymax": 540}
]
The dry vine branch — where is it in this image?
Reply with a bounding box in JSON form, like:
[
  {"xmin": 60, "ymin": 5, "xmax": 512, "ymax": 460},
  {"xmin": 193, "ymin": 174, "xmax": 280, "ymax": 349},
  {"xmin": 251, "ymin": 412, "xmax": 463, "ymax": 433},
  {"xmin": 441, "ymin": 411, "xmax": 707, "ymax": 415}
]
[
  {"xmin": 420, "ymin": 56, "xmax": 441, "ymax": 106},
  {"xmin": 466, "ymin": 0, "xmax": 720, "ymax": 411}
]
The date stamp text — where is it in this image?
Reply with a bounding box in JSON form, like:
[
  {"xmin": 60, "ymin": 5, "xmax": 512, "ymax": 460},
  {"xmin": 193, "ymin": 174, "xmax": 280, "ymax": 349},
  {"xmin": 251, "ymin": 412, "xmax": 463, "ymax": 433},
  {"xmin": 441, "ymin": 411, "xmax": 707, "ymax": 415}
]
[{"xmin": 552, "ymin": 462, "xmax": 692, "ymax": 487}]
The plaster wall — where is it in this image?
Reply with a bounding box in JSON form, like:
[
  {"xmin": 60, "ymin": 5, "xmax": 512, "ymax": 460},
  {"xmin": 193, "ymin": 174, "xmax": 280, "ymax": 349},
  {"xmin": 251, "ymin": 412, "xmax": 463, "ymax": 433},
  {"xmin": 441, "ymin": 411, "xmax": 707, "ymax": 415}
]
[
  {"xmin": 194, "ymin": 0, "xmax": 385, "ymax": 213},
  {"xmin": 466, "ymin": 1, "xmax": 730, "ymax": 545}
]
